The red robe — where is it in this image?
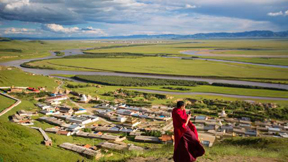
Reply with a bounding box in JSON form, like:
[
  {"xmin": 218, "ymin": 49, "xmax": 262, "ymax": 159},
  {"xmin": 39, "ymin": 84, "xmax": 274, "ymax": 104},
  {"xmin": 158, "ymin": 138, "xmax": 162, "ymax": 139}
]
[
  {"xmin": 172, "ymin": 108, "xmax": 205, "ymax": 162},
  {"xmin": 172, "ymin": 108, "xmax": 198, "ymax": 150}
]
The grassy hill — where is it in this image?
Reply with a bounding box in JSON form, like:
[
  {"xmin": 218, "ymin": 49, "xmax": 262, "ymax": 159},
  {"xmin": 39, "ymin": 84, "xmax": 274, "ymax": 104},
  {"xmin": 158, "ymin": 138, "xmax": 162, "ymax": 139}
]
[
  {"xmin": 0, "ymin": 95, "xmax": 15, "ymax": 112},
  {"xmin": 0, "ymin": 67, "xmax": 57, "ymax": 91}
]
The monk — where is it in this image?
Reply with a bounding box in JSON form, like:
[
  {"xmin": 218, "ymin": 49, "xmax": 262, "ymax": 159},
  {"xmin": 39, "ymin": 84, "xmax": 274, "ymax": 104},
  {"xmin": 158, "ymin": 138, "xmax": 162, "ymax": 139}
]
[{"xmin": 172, "ymin": 101, "xmax": 205, "ymax": 162}]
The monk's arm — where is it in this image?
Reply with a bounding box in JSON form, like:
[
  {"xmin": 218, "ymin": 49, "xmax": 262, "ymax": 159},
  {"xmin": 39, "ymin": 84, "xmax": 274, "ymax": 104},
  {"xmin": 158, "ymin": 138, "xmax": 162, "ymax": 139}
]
[
  {"xmin": 174, "ymin": 112, "xmax": 188, "ymax": 132},
  {"xmin": 185, "ymin": 115, "xmax": 191, "ymax": 126}
]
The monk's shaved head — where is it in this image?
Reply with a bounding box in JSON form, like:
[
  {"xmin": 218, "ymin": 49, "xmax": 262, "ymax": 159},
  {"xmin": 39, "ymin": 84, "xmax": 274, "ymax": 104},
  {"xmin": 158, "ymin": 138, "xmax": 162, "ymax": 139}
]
[{"xmin": 177, "ymin": 101, "xmax": 185, "ymax": 108}]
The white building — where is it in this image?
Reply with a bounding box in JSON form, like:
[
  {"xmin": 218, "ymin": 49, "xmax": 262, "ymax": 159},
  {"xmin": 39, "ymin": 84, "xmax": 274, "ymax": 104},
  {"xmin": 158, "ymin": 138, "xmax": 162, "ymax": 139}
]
[
  {"xmin": 80, "ymin": 94, "xmax": 88, "ymax": 103},
  {"xmin": 220, "ymin": 108, "xmax": 227, "ymax": 118}
]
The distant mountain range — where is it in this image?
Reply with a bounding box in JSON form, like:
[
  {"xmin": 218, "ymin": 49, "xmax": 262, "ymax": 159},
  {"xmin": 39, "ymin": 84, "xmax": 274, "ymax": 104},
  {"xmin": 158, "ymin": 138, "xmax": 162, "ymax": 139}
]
[{"xmin": 5, "ymin": 30, "xmax": 288, "ymax": 40}]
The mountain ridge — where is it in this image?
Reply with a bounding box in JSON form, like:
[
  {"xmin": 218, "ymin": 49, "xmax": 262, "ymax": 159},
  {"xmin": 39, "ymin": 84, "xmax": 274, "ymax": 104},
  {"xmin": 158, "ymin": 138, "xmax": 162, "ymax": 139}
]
[{"xmin": 5, "ymin": 30, "xmax": 288, "ymax": 40}]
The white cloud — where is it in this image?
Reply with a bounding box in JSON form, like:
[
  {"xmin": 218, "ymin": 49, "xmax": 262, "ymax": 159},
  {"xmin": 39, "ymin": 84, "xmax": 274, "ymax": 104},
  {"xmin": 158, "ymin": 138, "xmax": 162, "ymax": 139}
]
[
  {"xmin": 42, "ymin": 24, "xmax": 107, "ymax": 36},
  {"xmin": 185, "ymin": 4, "xmax": 196, "ymax": 9},
  {"xmin": 4, "ymin": 0, "xmax": 30, "ymax": 11},
  {"xmin": 267, "ymin": 10, "xmax": 288, "ymax": 16},
  {"xmin": 43, "ymin": 24, "xmax": 79, "ymax": 33},
  {"xmin": 268, "ymin": 11, "xmax": 283, "ymax": 16},
  {"xmin": 4, "ymin": 27, "xmax": 37, "ymax": 34},
  {"xmin": 81, "ymin": 26, "xmax": 107, "ymax": 35}
]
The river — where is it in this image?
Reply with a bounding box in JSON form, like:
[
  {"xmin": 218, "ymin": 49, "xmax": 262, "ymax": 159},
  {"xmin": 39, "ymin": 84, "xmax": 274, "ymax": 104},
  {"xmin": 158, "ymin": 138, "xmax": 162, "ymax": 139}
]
[{"xmin": 1, "ymin": 48, "xmax": 288, "ymax": 92}]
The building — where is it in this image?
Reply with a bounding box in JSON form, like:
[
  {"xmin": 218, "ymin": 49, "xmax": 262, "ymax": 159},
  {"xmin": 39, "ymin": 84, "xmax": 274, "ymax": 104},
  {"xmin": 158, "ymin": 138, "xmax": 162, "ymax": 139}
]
[
  {"xmin": 116, "ymin": 109, "xmax": 132, "ymax": 115},
  {"xmin": 134, "ymin": 135, "xmax": 161, "ymax": 143},
  {"xmin": 66, "ymin": 115, "xmax": 99, "ymax": 125},
  {"xmin": 93, "ymin": 104, "xmax": 116, "ymax": 110},
  {"xmin": 198, "ymin": 133, "xmax": 216, "ymax": 147},
  {"xmin": 59, "ymin": 143, "xmax": 102, "ymax": 159},
  {"xmin": 79, "ymin": 94, "xmax": 89, "ymax": 103},
  {"xmin": 67, "ymin": 124, "xmax": 85, "ymax": 132},
  {"xmin": 17, "ymin": 110, "xmax": 37, "ymax": 117},
  {"xmin": 46, "ymin": 95, "xmax": 68, "ymax": 103},
  {"xmin": 36, "ymin": 103, "xmax": 52, "ymax": 110},
  {"xmin": 245, "ymin": 130, "xmax": 258, "ymax": 137},
  {"xmin": 10, "ymin": 113, "xmax": 34, "ymax": 126},
  {"xmin": 40, "ymin": 110, "xmax": 60, "ymax": 115},
  {"xmin": 75, "ymin": 131, "xmax": 126, "ymax": 142},
  {"xmin": 58, "ymin": 107, "xmax": 74, "ymax": 114},
  {"xmin": 159, "ymin": 135, "xmax": 173, "ymax": 144},
  {"xmin": 74, "ymin": 108, "xmax": 87, "ymax": 115},
  {"xmin": 220, "ymin": 108, "xmax": 227, "ymax": 118}
]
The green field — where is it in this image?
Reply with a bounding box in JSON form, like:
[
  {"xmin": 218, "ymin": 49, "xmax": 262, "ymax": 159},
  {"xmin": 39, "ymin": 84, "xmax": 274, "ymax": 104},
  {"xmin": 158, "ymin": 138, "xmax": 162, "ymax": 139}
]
[
  {"xmin": 28, "ymin": 57, "xmax": 288, "ymax": 80},
  {"xmin": 0, "ymin": 67, "xmax": 58, "ymax": 91},
  {"xmin": 0, "ymin": 39, "xmax": 144, "ymax": 62},
  {"xmin": 202, "ymin": 56, "xmax": 288, "ymax": 66},
  {"xmin": 132, "ymin": 85, "xmax": 288, "ymax": 98},
  {"xmin": 0, "ymin": 95, "xmax": 15, "ymax": 112},
  {"xmin": 85, "ymin": 39, "xmax": 288, "ymax": 56},
  {"xmin": 210, "ymin": 49, "xmax": 288, "ymax": 56}
]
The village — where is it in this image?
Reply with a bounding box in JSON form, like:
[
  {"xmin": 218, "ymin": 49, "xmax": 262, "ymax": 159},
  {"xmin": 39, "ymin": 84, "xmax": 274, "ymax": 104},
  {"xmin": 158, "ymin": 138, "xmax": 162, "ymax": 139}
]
[{"xmin": 1, "ymin": 84, "xmax": 288, "ymax": 160}]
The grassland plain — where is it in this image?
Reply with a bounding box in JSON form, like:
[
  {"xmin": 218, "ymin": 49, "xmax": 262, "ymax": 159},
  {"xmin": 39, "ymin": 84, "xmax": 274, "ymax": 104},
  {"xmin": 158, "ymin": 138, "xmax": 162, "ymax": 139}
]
[
  {"xmin": 0, "ymin": 39, "xmax": 147, "ymax": 62},
  {"xmin": 85, "ymin": 39, "xmax": 288, "ymax": 55},
  {"xmin": 131, "ymin": 85, "xmax": 288, "ymax": 98},
  {"xmin": 28, "ymin": 57, "xmax": 288, "ymax": 80},
  {"xmin": 201, "ymin": 56, "xmax": 288, "ymax": 66}
]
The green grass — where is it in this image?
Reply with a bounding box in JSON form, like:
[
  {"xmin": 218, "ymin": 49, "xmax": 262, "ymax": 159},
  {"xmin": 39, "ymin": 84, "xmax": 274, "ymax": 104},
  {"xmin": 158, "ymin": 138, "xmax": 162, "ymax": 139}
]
[
  {"xmin": 0, "ymin": 67, "xmax": 58, "ymax": 91},
  {"xmin": 207, "ymin": 137, "xmax": 288, "ymax": 160},
  {"xmin": 202, "ymin": 56, "xmax": 288, "ymax": 66},
  {"xmin": 85, "ymin": 39, "xmax": 288, "ymax": 56},
  {"xmin": 0, "ymin": 95, "xmax": 16, "ymax": 112},
  {"xmin": 210, "ymin": 49, "xmax": 288, "ymax": 56},
  {"xmin": 0, "ymin": 119, "xmax": 101, "ymax": 162},
  {"xmin": 0, "ymin": 39, "xmax": 137, "ymax": 62},
  {"xmin": 28, "ymin": 57, "xmax": 288, "ymax": 80},
  {"xmin": 132, "ymin": 85, "xmax": 288, "ymax": 98},
  {"xmin": 74, "ymin": 75, "xmax": 208, "ymax": 86}
]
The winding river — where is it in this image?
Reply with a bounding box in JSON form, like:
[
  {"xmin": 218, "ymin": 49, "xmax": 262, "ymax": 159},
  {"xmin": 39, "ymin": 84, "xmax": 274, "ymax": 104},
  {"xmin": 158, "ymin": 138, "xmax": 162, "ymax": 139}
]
[{"xmin": 1, "ymin": 48, "xmax": 288, "ymax": 100}]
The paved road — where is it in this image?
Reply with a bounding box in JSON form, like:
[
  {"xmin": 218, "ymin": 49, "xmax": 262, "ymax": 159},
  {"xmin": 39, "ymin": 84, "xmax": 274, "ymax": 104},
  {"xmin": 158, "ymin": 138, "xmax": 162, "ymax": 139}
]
[{"xmin": 129, "ymin": 89, "xmax": 288, "ymax": 101}]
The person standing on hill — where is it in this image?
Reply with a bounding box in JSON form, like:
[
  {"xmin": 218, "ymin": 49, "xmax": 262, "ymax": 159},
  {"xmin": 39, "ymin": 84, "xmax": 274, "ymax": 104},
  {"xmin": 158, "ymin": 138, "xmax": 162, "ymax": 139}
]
[{"xmin": 172, "ymin": 101, "xmax": 205, "ymax": 162}]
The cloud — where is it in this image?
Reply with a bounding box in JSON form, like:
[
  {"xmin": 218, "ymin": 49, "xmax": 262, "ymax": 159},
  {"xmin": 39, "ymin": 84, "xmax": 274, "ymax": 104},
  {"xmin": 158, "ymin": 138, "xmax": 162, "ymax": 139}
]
[
  {"xmin": 0, "ymin": 0, "xmax": 288, "ymax": 37},
  {"xmin": 81, "ymin": 26, "xmax": 107, "ymax": 35},
  {"xmin": 0, "ymin": 0, "xmax": 148, "ymax": 25},
  {"xmin": 268, "ymin": 11, "xmax": 283, "ymax": 16},
  {"xmin": 43, "ymin": 24, "xmax": 79, "ymax": 33},
  {"xmin": 268, "ymin": 10, "xmax": 288, "ymax": 16},
  {"xmin": 3, "ymin": 27, "xmax": 37, "ymax": 34},
  {"xmin": 42, "ymin": 24, "xmax": 106, "ymax": 36},
  {"xmin": 185, "ymin": 4, "xmax": 197, "ymax": 9}
]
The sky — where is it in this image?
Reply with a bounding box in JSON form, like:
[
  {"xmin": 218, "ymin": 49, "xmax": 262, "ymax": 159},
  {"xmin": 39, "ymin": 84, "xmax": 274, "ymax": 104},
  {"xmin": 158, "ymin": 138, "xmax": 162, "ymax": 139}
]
[{"xmin": 0, "ymin": 0, "xmax": 287, "ymax": 37}]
